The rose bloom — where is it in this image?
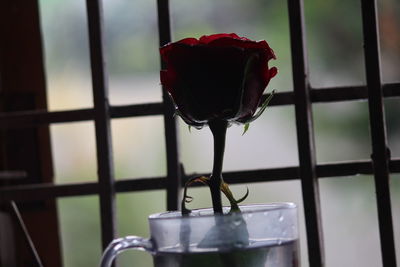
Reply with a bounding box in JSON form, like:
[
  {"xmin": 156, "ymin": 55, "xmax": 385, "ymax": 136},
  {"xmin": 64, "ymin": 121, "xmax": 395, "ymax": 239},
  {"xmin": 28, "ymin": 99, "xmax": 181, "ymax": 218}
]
[{"xmin": 160, "ymin": 33, "xmax": 277, "ymax": 128}]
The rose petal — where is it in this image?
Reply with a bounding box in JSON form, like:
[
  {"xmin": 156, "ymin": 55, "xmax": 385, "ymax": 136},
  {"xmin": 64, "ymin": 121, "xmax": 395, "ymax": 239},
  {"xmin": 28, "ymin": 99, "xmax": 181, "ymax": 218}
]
[
  {"xmin": 160, "ymin": 69, "xmax": 177, "ymax": 96},
  {"xmin": 206, "ymin": 38, "xmax": 276, "ymax": 63},
  {"xmin": 199, "ymin": 33, "xmax": 240, "ymax": 44},
  {"xmin": 160, "ymin": 44, "xmax": 173, "ymax": 62},
  {"xmin": 161, "ymin": 39, "xmax": 203, "ymax": 63},
  {"xmin": 269, "ymin": 67, "xmax": 278, "ymax": 78},
  {"xmin": 159, "ymin": 33, "xmax": 277, "ymax": 126},
  {"xmin": 177, "ymin": 38, "xmax": 199, "ymax": 45}
]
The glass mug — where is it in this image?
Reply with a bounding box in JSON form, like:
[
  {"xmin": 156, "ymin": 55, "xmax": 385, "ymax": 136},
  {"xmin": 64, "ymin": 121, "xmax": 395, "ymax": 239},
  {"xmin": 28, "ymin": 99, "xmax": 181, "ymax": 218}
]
[{"xmin": 100, "ymin": 203, "xmax": 299, "ymax": 267}]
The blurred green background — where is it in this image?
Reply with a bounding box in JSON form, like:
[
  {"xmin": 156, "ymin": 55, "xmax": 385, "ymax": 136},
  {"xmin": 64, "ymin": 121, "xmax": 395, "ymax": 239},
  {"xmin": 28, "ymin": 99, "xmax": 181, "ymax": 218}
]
[{"xmin": 38, "ymin": 0, "xmax": 400, "ymax": 266}]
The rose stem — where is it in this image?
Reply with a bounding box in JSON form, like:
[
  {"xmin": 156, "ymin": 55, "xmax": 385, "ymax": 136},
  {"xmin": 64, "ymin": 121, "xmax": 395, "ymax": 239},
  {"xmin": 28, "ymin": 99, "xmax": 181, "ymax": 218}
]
[{"xmin": 208, "ymin": 119, "xmax": 228, "ymax": 214}]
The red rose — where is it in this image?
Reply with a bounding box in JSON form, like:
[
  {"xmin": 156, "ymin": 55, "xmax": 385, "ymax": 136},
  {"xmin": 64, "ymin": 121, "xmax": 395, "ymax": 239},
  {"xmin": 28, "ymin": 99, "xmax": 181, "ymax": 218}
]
[{"xmin": 160, "ymin": 33, "xmax": 277, "ymax": 128}]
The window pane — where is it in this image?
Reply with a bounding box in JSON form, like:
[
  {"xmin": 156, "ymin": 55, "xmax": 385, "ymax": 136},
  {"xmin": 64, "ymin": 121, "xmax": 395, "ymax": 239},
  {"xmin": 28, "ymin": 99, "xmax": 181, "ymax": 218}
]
[
  {"xmin": 58, "ymin": 196, "xmax": 101, "ymax": 267},
  {"xmin": 39, "ymin": 0, "xmax": 93, "ymax": 111},
  {"xmin": 111, "ymin": 116, "xmax": 166, "ymax": 180},
  {"xmin": 320, "ymin": 176, "xmax": 382, "ymax": 267},
  {"xmin": 391, "ymin": 174, "xmax": 400, "ymax": 265},
  {"xmin": 385, "ymin": 98, "xmax": 400, "ymax": 158},
  {"xmin": 314, "ymin": 101, "xmax": 371, "ymax": 163},
  {"xmin": 378, "ymin": 0, "xmax": 400, "ymax": 83},
  {"xmin": 50, "ymin": 122, "xmax": 97, "ymax": 184},
  {"xmin": 116, "ymin": 191, "xmax": 166, "ymax": 267},
  {"xmin": 103, "ymin": 0, "xmax": 162, "ymax": 106},
  {"xmin": 304, "ymin": 0, "xmax": 365, "ymax": 87}
]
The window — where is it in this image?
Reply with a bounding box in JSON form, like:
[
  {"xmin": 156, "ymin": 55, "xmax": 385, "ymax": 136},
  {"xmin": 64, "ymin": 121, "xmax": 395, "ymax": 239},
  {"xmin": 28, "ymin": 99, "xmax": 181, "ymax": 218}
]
[{"xmin": 0, "ymin": 0, "xmax": 399, "ymax": 266}]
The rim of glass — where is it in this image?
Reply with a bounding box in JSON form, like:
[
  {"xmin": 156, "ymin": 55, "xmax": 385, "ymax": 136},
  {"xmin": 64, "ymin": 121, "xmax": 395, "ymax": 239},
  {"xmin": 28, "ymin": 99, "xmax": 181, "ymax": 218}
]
[{"xmin": 149, "ymin": 202, "xmax": 297, "ymax": 220}]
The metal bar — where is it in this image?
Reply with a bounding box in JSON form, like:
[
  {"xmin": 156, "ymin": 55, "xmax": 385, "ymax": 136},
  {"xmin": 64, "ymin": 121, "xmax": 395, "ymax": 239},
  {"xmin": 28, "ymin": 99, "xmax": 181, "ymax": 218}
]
[
  {"xmin": 268, "ymin": 82, "xmax": 400, "ymax": 105},
  {"xmin": 0, "ymin": 108, "xmax": 94, "ymax": 128},
  {"xmin": 288, "ymin": 0, "xmax": 324, "ymax": 266},
  {"xmin": 265, "ymin": 91, "xmax": 295, "ymax": 106},
  {"xmin": 383, "ymin": 82, "xmax": 400, "ymax": 96},
  {"xmin": 316, "ymin": 160, "xmax": 372, "ymax": 177},
  {"xmin": 0, "ymin": 171, "xmax": 27, "ymax": 180},
  {"xmin": 361, "ymin": 0, "xmax": 397, "ymax": 266},
  {"xmin": 110, "ymin": 102, "xmax": 163, "ymax": 118},
  {"xmin": 0, "ymin": 182, "xmax": 99, "ymax": 202},
  {"xmin": 390, "ymin": 159, "xmax": 400, "ymax": 172},
  {"xmin": 311, "ymin": 85, "xmax": 367, "ymax": 103},
  {"xmin": 86, "ymin": 0, "xmax": 116, "ymax": 250},
  {"xmin": 157, "ymin": 0, "xmax": 181, "ymax": 211},
  {"xmin": 0, "ymin": 103, "xmax": 162, "ymax": 128},
  {"xmin": 312, "ymin": 83, "xmax": 400, "ymax": 102},
  {"xmin": 115, "ymin": 178, "xmax": 167, "ymax": 192},
  {"xmin": 1, "ymin": 159, "xmax": 400, "ymax": 202},
  {"xmin": 1, "ymin": 83, "xmax": 399, "ymax": 129},
  {"xmin": 0, "ymin": 177, "xmax": 166, "ymax": 202},
  {"xmin": 9, "ymin": 201, "xmax": 44, "ymax": 267}
]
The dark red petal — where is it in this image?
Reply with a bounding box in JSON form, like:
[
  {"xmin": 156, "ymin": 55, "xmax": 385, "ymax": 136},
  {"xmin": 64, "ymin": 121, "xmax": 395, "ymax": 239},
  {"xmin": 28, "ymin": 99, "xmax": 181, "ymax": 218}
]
[
  {"xmin": 208, "ymin": 38, "xmax": 264, "ymax": 49},
  {"xmin": 160, "ymin": 38, "xmax": 199, "ymax": 62},
  {"xmin": 161, "ymin": 38, "xmax": 198, "ymax": 51},
  {"xmin": 159, "ymin": 33, "xmax": 277, "ymax": 126},
  {"xmin": 205, "ymin": 37, "xmax": 243, "ymax": 47},
  {"xmin": 160, "ymin": 69, "xmax": 177, "ymax": 96},
  {"xmin": 176, "ymin": 37, "xmax": 199, "ymax": 45},
  {"xmin": 160, "ymin": 44, "xmax": 174, "ymax": 62},
  {"xmin": 199, "ymin": 33, "xmax": 240, "ymax": 44},
  {"xmin": 164, "ymin": 44, "xmax": 250, "ymax": 123},
  {"xmin": 262, "ymin": 66, "xmax": 278, "ymax": 86},
  {"xmin": 236, "ymin": 59, "xmax": 278, "ymax": 122},
  {"xmin": 235, "ymin": 81, "xmax": 265, "ymax": 121},
  {"xmin": 269, "ymin": 67, "xmax": 278, "ymax": 79},
  {"xmin": 207, "ymin": 38, "xmax": 276, "ymax": 62}
]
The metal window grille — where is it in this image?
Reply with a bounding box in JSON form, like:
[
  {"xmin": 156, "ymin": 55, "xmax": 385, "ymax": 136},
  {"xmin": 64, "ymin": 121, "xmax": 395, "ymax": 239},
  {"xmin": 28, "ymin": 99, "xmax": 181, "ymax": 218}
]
[{"xmin": 0, "ymin": 0, "xmax": 399, "ymax": 266}]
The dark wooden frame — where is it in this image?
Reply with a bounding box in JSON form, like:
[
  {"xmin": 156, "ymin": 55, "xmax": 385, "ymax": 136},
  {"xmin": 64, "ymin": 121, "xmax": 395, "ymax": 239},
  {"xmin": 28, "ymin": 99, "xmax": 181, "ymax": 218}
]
[
  {"xmin": 0, "ymin": 0, "xmax": 398, "ymax": 266},
  {"xmin": 0, "ymin": 0, "xmax": 62, "ymax": 266}
]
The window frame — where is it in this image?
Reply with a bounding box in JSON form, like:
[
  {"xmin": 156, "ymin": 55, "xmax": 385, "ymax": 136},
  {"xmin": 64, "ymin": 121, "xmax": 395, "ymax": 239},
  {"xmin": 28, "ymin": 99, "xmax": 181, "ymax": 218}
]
[{"xmin": 0, "ymin": 0, "xmax": 399, "ymax": 266}]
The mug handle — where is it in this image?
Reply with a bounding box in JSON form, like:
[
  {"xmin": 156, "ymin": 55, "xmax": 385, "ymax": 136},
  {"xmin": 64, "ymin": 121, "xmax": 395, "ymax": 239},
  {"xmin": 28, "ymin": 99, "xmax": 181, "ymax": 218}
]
[{"xmin": 99, "ymin": 236, "xmax": 154, "ymax": 267}]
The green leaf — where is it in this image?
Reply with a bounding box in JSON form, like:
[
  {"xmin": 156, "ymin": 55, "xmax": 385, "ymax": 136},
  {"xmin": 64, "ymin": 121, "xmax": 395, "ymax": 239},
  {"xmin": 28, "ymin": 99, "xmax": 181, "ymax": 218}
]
[{"xmin": 242, "ymin": 123, "xmax": 250, "ymax": 135}]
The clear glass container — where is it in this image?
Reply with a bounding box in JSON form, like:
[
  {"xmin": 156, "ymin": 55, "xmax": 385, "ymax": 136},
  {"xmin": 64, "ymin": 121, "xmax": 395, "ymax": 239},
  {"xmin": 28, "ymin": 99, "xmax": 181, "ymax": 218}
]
[{"xmin": 100, "ymin": 203, "xmax": 299, "ymax": 267}]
